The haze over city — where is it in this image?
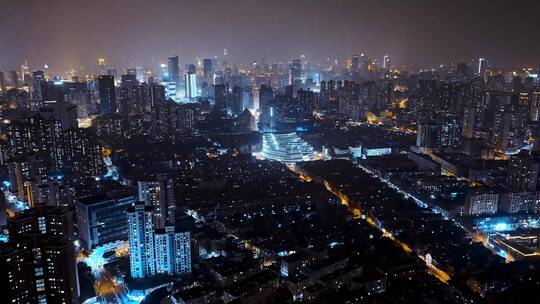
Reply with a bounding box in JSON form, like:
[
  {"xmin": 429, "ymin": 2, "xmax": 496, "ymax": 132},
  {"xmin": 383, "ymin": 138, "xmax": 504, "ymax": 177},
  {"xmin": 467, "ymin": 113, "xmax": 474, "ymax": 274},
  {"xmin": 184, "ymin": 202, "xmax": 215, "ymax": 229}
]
[
  {"xmin": 2, "ymin": 0, "xmax": 540, "ymax": 71},
  {"xmin": 2, "ymin": 1, "xmax": 540, "ymax": 304}
]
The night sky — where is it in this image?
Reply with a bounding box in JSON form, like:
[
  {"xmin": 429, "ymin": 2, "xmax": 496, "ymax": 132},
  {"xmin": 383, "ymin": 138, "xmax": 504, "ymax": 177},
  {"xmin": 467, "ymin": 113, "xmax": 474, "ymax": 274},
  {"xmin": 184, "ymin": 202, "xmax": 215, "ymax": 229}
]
[{"xmin": 1, "ymin": 0, "xmax": 539, "ymax": 71}]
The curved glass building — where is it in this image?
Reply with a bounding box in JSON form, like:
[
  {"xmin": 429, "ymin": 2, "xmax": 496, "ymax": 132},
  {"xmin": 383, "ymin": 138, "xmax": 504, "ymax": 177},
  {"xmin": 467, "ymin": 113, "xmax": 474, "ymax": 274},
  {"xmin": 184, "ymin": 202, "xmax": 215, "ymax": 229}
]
[{"xmin": 262, "ymin": 132, "xmax": 316, "ymax": 164}]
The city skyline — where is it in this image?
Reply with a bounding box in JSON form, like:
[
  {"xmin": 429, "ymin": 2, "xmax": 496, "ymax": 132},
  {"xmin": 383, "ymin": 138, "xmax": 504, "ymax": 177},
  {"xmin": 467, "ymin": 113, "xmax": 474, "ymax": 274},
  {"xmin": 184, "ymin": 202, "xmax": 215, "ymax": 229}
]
[
  {"xmin": 2, "ymin": 0, "xmax": 540, "ymax": 71},
  {"xmin": 3, "ymin": 1, "xmax": 540, "ymax": 303}
]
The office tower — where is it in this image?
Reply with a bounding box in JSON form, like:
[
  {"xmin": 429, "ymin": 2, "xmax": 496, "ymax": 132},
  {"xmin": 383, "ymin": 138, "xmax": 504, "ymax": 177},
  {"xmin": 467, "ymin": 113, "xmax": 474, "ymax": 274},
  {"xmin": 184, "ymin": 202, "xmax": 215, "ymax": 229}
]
[
  {"xmin": 0, "ymin": 70, "xmax": 6, "ymax": 91},
  {"xmin": 529, "ymin": 91, "xmax": 540, "ymax": 121},
  {"xmin": 10, "ymin": 70, "xmax": 19, "ymax": 88},
  {"xmin": 76, "ymin": 192, "xmax": 137, "ymax": 250},
  {"xmin": 203, "ymin": 58, "xmax": 213, "ymax": 78},
  {"xmin": 41, "ymin": 81, "xmax": 65, "ymax": 103},
  {"xmin": 351, "ymin": 54, "xmax": 360, "ymax": 71},
  {"xmin": 155, "ymin": 225, "xmax": 191, "ymax": 276},
  {"xmin": 128, "ymin": 203, "xmax": 156, "ymax": 278},
  {"xmin": 462, "ymin": 107, "xmax": 476, "ymax": 139},
  {"xmin": 118, "ymin": 81, "xmax": 150, "ymax": 116},
  {"xmin": 98, "ymin": 75, "xmax": 116, "ymax": 114},
  {"xmin": 383, "ymin": 55, "xmax": 391, "ymax": 70},
  {"xmin": 231, "ymin": 86, "xmax": 243, "ymax": 115},
  {"xmin": 97, "ymin": 57, "xmax": 106, "ymax": 75},
  {"xmin": 149, "ymin": 84, "xmax": 166, "ymax": 107},
  {"xmin": 138, "ymin": 175, "xmax": 176, "ymax": 229},
  {"xmin": 64, "ymin": 81, "xmax": 91, "ymax": 118},
  {"xmin": 31, "ymin": 70, "xmax": 45, "ymax": 110},
  {"xmin": 121, "ymin": 74, "xmax": 137, "ymax": 88},
  {"xmin": 456, "ymin": 63, "xmax": 468, "ymax": 78},
  {"xmin": 242, "ymin": 86, "xmax": 254, "ymax": 110},
  {"xmin": 164, "ymin": 81, "xmax": 177, "ymax": 102},
  {"xmin": 214, "ymin": 84, "xmax": 228, "ymax": 113},
  {"xmin": 39, "ymin": 100, "xmax": 78, "ymax": 130},
  {"xmin": 0, "ymin": 192, "xmax": 6, "ymax": 227},
  {"xmin": 478, "ymin": 57, "xmax": 486, "ymax": 76},
  {"xmin": 20, "ymin": 61, "xmax": 29, "ymax": 83},
  {"xmin": 6, "ymin": 206, "xmax": 79, "ymax": 304},
  {"xmin": 290, "ymin": 59, "xmax": 302, "ymax": 92},
  {"xmin": 506, "ymin": 151, "xmax": 540, "ymax": 192},
  {"xmin": 416, "ymin": 122, "xmax": 439, "ymax": 149},
  {"xmin": 258, "ymin": 84, "xmax": 274, "ymax": 130},
  {"xmin": 168, "ymin": 55, "xmax": 180, "ymax": 92},
  {"xmin": 185, "ymin": 64, "xmax": 197, "ymax": 99}
]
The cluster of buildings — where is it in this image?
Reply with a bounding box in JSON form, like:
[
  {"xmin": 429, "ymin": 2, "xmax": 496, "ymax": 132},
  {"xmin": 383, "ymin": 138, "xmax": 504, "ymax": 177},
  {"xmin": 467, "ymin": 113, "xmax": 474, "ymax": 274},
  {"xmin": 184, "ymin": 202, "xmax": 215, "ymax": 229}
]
[{"xmin": 1, "ymin": 53, "xmax": 540, "ymax": 303}]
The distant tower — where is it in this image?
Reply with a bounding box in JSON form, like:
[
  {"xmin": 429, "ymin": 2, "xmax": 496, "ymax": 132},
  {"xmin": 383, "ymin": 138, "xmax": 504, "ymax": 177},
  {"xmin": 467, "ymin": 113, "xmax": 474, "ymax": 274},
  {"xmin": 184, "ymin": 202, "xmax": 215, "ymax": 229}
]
[
  {"xmin": 203, "ymin": 58, "xmax": 213, "ymax": 78},
  {"xmin": 97, "ymin": 57, "xmax": 106, "ymax": 75},
  {"xmin": 0, "ymin": 70, "xmax": 6, "ymax": 91},
  {"xmin": 290, "ymin": 59, "xmax": 302, "ymax": 92},
  {"xmin": 167, "ymin": 55, "xmax": 180, "ymax": 94},
  {"xmin": 477, "ymin": 58, "xmax": 486, "ymax": 76},
  {"xmin": 98, "ymin": 75, "xmax": 116, "ymax": 114},
  {"xmin": 184, "ymin": 64, "xmax": 197, "ymax": 99},
  {"xmin": 10, "ymin": 70, "xmax": 19, "ymax": 89},
  {"xmin": 383, "ymin": 55, "xmax": 391, "ymax": 70}
]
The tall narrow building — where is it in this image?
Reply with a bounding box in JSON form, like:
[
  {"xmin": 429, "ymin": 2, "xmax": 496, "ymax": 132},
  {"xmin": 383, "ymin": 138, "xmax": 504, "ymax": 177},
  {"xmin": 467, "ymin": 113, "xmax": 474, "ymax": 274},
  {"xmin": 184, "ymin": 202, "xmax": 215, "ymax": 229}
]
[
  {"xmin": 128, "ymin": 203, "xmax": 156, "ymax": 278},
  {"xmin": 138, "ymin": 175, "xmax": 176, "ymax": 229},
  {"xmin": 98, "ymin": 75, "xmax": 116, "ymax": 114},
  {"xmin": 155, "ymin": 225, "xmax": 191, "ymax": 276}
]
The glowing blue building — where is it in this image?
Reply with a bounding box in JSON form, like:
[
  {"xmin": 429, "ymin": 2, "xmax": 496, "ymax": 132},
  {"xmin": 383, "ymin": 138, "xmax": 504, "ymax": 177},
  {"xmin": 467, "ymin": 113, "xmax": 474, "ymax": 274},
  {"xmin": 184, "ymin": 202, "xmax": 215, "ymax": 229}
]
[
  {"xmin": 155, "ymin": 226, "xmax": 191, "ymax": 276},
  {"xmin": 128, "ymin": 203, "xmax": 156, "ymax": 278},
  {"xmin": 262, "ymin": 132, "xmax": 316, "ymax": 164}
]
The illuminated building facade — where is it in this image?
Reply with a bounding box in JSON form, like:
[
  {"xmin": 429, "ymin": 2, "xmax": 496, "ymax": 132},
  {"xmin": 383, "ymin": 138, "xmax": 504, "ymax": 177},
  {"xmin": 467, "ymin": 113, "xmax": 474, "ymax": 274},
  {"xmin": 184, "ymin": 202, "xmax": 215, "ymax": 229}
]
[
  {"xmin": 138, "ymin": 175, "xmax": 176, "ymax": 229},
  {"xmin": 185, "ymin": 72, "xmax": 197, "ymax": 99},
  {"xmin": 154, "ymin": 226, "xmax": 191, "ymax": 276},
  {"xmin": 262, "ymin": 132, "xmax": 316, "ymax": 164},
  {"xmin": 4, "ymin": 206, "xmax": 79, "ymax": 304},
  {"xmin": 76, "ymin": 193, "xmax": 137, "ymax": 250},
  {"xmin": 464, "ymin": 191, "xmax": 499, "ymax": 215},
  {"xmin": 128, "ymin": 203, "xmax": 156, "ymax": 278}
]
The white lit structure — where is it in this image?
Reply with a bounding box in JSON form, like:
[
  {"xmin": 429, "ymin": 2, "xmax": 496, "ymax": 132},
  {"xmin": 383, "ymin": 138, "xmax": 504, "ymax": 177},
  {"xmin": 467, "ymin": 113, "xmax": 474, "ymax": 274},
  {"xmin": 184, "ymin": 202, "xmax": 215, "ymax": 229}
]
[
  {"xmin": 185, "ymin": 72, "xmax": 197, "ymax": 99},
  {"xmin": 262, "ymin": 132, "xmax": 316, "ymax": 164},
  {"xmin": 478, "ymin": 57, "xmax": 486, "ymax": 75}
]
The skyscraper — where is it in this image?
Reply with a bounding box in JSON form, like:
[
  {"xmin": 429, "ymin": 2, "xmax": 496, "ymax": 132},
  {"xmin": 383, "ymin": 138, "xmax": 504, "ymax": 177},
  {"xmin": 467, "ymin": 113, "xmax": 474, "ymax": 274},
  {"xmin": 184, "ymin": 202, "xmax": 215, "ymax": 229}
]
[
  {"xmin": 31, "ymin": 70, "xmax": 45, "ymax": 110},
  {"xmin": 203, "ymin": 58, "xmax": 213, "ymax": 78},
  {"xmin": 185, "ymin": 64, "xmax": 197, "ymax": 99},
  {"xmin": 290, "ymin": 59, "xmax": 302, "ymax": 92},
  {"xmin": 128, "ymin": 203, "xmax": 156, "ymax": 278},
  {"xmin": 10, "ymin": 70, "xmax": 19, "ymax": 89},
  {"xmin": 4, "ymin": 206, "xmax": 79, "ymax": 304},
  {"xmin": 98, "ymin": 75, "xmax": 116, "ymax": 114},
  {"xmin": 214, "ymin": 84, "xmax": 228, "ymax": 114},
  {"xmin": 0, "ymin": 70, "xmax": 6, "ymax": 91},
  {"xmin": 138, "ymin": 175, "xmax": 176, "ymax": 229},
  {"xmin": 154, "ymin": 225, "xmax": 191, "ymax": 276},
  {"xmin": 168, "ymin": 55, "xmax": 180, "ymax": 93}
]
